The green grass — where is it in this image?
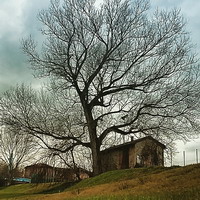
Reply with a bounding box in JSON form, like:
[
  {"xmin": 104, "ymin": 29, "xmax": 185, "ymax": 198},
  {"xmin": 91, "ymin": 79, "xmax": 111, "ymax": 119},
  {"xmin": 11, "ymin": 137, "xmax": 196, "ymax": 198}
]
[
  {"xmin": 38, "ymin": 181, "xmax": 75, "ymax": 194},
  {"xmin": 67, "ymin": 166, "xmax": 171, "ymax": 191},
  {"xmin": 66, "ymin": 164, "xmax": 200, "ymax": 200},
  {"xmin": 0, "ymin": 182, "xmax": 70, "ymax": 199},
  {"xmin": 0, "ymin": 164, "xmax": 199, "ymax": 200}
]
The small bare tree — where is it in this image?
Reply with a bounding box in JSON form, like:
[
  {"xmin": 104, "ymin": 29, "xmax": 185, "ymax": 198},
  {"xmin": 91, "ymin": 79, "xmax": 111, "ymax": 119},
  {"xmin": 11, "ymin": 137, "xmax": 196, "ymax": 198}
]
[
  {"xmin": 1, "ymin": 0, "xmax": 200, "ymax": 175},
  {"xmin": 0, "ymin": 126, "xmax": 36, "ymax": 184}
]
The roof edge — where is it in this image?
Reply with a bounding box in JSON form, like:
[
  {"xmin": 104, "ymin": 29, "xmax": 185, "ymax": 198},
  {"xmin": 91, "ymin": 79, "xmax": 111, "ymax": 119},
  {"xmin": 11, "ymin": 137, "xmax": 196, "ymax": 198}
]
[{"xmin": 101, "ymin": 136, "xmax": 166, "ymax": 153}]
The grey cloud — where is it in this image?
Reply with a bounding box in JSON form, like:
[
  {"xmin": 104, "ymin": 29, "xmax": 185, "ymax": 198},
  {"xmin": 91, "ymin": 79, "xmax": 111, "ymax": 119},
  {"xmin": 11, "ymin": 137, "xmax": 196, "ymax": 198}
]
[
  {"xmin": 1, "ymin": 0, "xmax": 199, "ymax": 94},
  {"xmin": 0, "ymin": 37, "xmax": 33, "ymax": 92},
  {"xmin": 0, "ymin": 0, "xmax": 50, "ymax": 93}
]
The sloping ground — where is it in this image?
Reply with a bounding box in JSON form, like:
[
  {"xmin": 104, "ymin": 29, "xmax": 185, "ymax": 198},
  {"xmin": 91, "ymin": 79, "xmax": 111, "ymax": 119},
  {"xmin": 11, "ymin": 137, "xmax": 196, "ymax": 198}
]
[
  {"xmin": 65, "ymin": 164, "xmax": 200, "ymax": 199},
  {"xmin": 0, "ymin": 164, "xmax": 200, "ymax": 200},
  {"xmin": 0, "ymin": 182, "xmax": 72, "ymax": 199}
]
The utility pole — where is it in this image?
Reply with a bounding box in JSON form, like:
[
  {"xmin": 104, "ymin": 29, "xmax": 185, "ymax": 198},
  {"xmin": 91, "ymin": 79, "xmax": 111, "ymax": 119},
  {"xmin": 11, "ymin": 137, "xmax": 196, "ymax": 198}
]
[
  {"xmin": 196, "ymin": 149, "xmax": 198, "ymax": 164},
  {"xmin": 183, "ymin": 151, "xmax": 186, "ymax": 166},
  {"xmin": 170, "ymin": 150, "xmax": 179, "ymax": 167},
  {"xmin": 170, "ymin": 150, "xmax": 173, "ymax": 166}
]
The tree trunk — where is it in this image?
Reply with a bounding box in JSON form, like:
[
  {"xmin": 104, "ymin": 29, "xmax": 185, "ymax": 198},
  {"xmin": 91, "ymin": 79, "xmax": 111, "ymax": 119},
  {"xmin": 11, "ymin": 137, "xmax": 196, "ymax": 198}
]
[
  {"xmin": 84, "ymin": 108, "xmax": 102, "ymax": 175},
  {"xmin": 90, "ymin": 136, "xmax": 102, "ymax": 176},
  {"xmin": 7, "ymin": 169, "xmax": 13, "ymax": 186},
  {"xmin": 80, "ymin": 92, "xmax": 102, "ymax": 176}
]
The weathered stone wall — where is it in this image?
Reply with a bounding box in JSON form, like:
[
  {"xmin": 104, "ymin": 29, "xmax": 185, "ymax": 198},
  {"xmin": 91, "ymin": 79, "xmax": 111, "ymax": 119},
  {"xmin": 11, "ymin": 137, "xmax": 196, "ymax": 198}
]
[
  {"xmin": 128, "ymin": 145, "xmax": 136, "ymax": 168},
  {"xmin": 24, "ymin": 165, "xmax": 85, "ymax": 182},
  {"xmin": 135, "ymin": 139, "xmax": 164, "ymax": 167},
  {"xmin": 101, "ymin": 149, "xmax": 123, "ymax": 172},
  {"xmin": 101, "ymin": 137, "xmax": 165, "ymax": 172},
  {"xmin": 24, "ymin": 165, "xmax": 54, "ymax": 179}
]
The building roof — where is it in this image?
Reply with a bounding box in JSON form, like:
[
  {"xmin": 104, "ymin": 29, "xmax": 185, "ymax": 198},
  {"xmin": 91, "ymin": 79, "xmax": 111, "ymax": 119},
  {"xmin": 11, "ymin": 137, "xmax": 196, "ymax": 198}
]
[
  {"xmin": 25, "ymin": 163, "xmax": 53, "ymax": 169},
  {"xmin": 101, "ymin": 136, "xmax": 166, "ymax": 153},
  {"xmin": 25, "ymin": 163, "xmax": 92, "ymax": 175}
]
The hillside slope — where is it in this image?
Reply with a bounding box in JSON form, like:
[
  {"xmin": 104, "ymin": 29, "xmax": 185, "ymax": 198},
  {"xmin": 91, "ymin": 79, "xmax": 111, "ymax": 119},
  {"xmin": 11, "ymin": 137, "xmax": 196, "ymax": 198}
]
[
  {"xmin": 65, "ymin": 164, "xmax": 200, "ymax": 199},
  {"xmin": 0, "ymin": 164, "xmax": 200, "ymax": 200}
]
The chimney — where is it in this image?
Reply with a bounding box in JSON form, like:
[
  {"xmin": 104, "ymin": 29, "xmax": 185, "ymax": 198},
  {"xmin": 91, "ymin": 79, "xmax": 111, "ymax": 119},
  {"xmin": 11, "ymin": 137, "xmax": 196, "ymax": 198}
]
[{"xmin": 131, "ymin": 136, "xmax": 134, "ymax": 141}]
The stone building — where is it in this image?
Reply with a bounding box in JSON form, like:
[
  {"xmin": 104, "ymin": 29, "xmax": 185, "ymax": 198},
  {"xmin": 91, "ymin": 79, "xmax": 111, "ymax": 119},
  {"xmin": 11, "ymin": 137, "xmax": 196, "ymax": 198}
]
[
  {"xmin": 101, "ymin": 136, "xmax": 166, "ymax": 172},
  {"xmin": 24, "ymin": 163, "xmax": 90, "ymax": 182},
  {"xmin": 24, "ymin": 163, "xmax": 55, "ymax": 181}
]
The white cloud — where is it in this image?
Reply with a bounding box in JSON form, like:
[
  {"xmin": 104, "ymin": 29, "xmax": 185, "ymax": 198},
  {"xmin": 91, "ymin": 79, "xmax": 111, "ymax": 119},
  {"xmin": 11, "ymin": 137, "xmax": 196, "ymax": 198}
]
[{"xmin": 0, "ymin": 0, "xmax": 28, "ymax": 41}]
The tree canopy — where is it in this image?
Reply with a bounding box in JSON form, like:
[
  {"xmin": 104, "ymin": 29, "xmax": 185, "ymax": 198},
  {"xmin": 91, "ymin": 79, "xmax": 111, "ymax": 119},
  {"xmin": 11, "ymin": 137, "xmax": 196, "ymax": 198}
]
[{"xmin": 1, "ymin": 0, "xmax": 200, "ymax": 175}]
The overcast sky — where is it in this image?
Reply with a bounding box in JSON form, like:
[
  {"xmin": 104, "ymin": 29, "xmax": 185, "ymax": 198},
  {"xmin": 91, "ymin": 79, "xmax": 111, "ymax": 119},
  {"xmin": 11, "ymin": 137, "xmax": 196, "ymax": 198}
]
[{"xmin": 0, "ymin": 0, "xmax": 200, "ymax": 166}]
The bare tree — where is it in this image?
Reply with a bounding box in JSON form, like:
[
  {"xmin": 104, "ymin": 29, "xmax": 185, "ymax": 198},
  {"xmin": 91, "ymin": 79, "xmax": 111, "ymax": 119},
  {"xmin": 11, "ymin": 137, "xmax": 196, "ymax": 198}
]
[
  {"xmin": 0, "ymin": 126, "xmax": 37, "ymax": 184},
  {"xmin": 0, "ymin": 161, "xmax": 8, "ymax": 178},
  {"xmin": 1, "ymin": 0, "xmax": 200, "ymax": 175}
]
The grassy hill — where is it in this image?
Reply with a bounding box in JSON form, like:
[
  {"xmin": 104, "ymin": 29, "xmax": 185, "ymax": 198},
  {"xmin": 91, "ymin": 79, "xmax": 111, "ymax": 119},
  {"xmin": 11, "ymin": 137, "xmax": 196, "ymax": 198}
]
[{"xmin": 0, "ymin": 164, "xmax": 200, "ymax": 200}]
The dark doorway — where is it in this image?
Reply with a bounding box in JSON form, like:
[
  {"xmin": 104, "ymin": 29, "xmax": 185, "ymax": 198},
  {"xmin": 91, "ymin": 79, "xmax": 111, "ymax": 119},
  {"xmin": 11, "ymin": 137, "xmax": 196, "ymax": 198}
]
[{"xmin": 122, "ymin": 147, "xmax": 129, "ymax": 169}]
